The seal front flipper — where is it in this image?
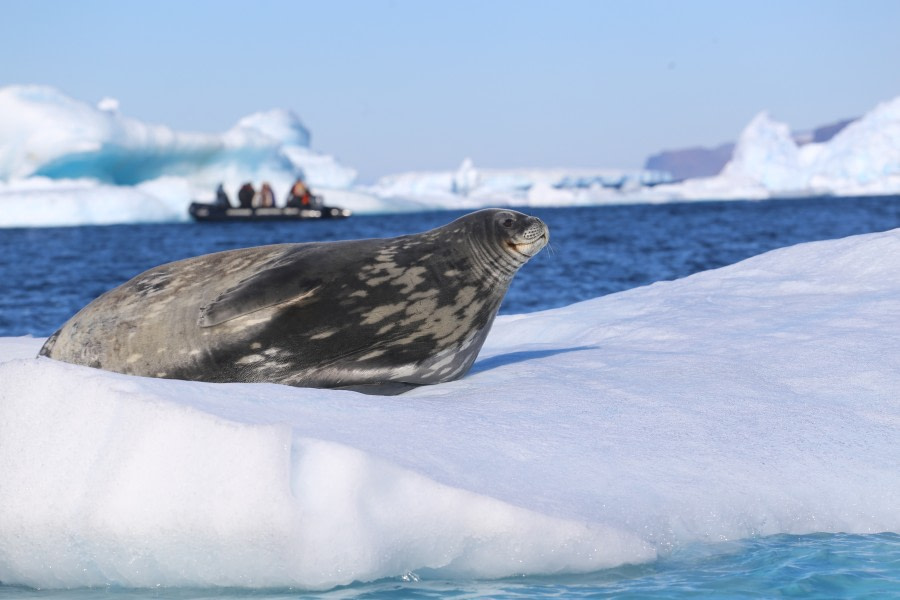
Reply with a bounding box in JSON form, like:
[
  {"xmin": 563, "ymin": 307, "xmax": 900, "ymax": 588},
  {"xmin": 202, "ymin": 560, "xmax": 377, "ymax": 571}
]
[
  {"xmin": 197, "ymin": 238, "xmax": 380, "ymax": 327},
  {"xmin": 198, "ymin": 265, "xmax": 323, "ymax": 327},
  {"xmin": 334, "ymin": 381, "xmax": 419, "ymax": 396}
]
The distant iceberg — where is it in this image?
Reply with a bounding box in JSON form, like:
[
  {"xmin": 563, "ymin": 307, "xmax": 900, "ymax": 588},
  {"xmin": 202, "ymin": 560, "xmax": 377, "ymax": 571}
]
[
  {"xmin": 0, "ymin": 85, "xmax": 358, "ymax": 227},
  {"xmin": 366, "ymin": 96, "xmax": 900, "ymax": 206},
  {"xmin": 648, "ymin": 97, "xmax": 900, "ymax": 201},
  {"xmin": 1, "ymin": 229, "xmax": 898, "ymax": 589},
  {"xmin": 365, "ymin": 157, "xmax": 673, "ymax": 208},
  {"xmin": 2, "ymin": 84, "xmax": 900, "ymax": 228}
]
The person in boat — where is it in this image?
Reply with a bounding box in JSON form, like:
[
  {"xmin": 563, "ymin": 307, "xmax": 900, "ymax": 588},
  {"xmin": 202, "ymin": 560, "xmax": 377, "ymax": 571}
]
[
  {"xmin": 214, "ymin": 183, "xmax": 232, "ymax": 207},
  {"xmin": 254, "ymin": 182, "xmax": 276, "ymax": 208},
  {"xmin": 237, "ymin": 182, "xmax": 255, "ymax": 208},
  {"xmin": 286, "ymin": 177, "xmax": 313, "ymax": 208}
]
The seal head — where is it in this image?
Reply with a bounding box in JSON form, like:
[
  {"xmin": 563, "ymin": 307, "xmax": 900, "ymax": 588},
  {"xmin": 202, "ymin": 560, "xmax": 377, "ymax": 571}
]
[{"xmin": 40, "ymin": 208, "xmax": 548, "ymax": 394}]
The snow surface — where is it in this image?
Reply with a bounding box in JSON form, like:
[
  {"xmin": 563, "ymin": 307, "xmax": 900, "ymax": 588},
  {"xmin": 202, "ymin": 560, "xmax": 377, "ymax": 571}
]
[
  {"xmin": 2, "ymin": 84, "xmax": 900, "ymax": 228},
  {"xmin": 1, "ymin": 230, "xmax": 898, "ymax": 590}
]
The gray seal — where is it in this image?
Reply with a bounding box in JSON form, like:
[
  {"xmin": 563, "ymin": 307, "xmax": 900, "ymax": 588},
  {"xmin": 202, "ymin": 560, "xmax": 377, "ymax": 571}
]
[{"xmin": 39, "ymin": 208, "xmax": 549, "ymax": 394}]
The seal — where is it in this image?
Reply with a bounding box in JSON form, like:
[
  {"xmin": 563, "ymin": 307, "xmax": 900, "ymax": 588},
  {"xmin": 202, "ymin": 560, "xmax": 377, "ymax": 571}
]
[{"xmin": 39, "ymin": 208, "xmax": 549, "ymax": 393}]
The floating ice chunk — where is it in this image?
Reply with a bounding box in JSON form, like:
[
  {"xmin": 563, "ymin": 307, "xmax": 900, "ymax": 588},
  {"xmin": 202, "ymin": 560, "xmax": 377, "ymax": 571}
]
[{"xmin": 1, "ymin": 230, "xmax": 898, "ymax": 589}]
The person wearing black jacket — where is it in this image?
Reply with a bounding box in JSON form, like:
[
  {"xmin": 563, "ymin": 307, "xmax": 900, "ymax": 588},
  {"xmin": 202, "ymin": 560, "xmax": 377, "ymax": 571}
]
[{"xmin": 237, "ymin": 182, "xmax": 255, "ymax": 208}]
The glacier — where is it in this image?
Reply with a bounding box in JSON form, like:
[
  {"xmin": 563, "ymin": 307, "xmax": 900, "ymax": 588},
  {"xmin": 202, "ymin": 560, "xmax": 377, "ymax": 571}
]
[
  {"xmin": 2, "ymin": 84, "xmax": 900, "ymax": 228},
  {"xmin": 1, "ymin": 229, "xmax": 898, "ymax": 590}
]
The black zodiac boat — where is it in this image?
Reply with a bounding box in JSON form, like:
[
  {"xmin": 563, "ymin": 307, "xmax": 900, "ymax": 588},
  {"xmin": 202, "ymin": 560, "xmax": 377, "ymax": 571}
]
[{"xmin": 189, "ymin": 202, "xmax": 352, "ymax": 222}]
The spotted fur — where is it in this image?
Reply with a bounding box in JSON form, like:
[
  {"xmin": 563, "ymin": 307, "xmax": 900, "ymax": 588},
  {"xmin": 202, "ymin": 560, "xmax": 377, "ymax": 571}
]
[{"xmin": 39, "ymin": 209, "xmax": 548, "ymax": 394}]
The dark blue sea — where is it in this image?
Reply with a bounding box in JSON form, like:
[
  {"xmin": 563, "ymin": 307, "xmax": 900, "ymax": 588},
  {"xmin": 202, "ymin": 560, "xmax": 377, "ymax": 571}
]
[
  {"xmin": 5, "ymin": 196, "xmax": 900, "ymax": 338},
  {"xmin": 2, "ymin": 196, "xmax": 900, "ymax": 598}
]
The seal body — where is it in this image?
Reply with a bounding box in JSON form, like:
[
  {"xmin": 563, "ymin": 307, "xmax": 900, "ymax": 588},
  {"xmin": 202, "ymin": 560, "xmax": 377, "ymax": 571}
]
[{"xmin": 39, "ymin": 209, "xmax": 549, "ymax": 393}]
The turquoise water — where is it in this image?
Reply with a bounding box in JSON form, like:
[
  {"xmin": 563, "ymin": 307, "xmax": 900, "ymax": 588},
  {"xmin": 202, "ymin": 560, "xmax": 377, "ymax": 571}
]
[{"xmin": 2, "ymin": 534, "xmax": 898, "ymax": 598}]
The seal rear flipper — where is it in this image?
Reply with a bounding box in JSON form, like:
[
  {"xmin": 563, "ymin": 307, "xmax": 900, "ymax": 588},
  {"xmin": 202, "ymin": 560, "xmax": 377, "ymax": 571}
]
[
  {"xmin": 198, "ymin": 266, "xmax": 323, "ymax": 327},
  {"xmin": 38, "ymin": 329, "xmax": 61, "ymax": 357}
]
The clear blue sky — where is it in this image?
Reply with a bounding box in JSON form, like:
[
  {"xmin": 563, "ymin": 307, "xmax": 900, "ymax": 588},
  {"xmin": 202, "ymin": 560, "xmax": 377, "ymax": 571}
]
[{"xmin": 2, "ymin": 0, "xmax": 898, "ymax": 182}]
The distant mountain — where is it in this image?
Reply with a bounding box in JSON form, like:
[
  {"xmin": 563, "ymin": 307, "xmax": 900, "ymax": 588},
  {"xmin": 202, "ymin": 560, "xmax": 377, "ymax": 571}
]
[
  {"xmin": 645, "ymin": 118, "xmax": 856, "ymax": 180},
  {"xmin": 644, "ymin": 143, "xmax": 735, "ymax": 181}
]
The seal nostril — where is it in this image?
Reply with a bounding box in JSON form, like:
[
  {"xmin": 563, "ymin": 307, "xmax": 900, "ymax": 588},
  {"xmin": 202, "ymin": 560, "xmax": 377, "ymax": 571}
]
[{"xmin": 523, "ymin": 223, "xmax": 544, "ymax": 241}]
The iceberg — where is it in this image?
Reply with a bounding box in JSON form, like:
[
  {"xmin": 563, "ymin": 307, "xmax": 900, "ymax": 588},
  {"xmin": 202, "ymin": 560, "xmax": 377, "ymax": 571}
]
[
  {"xmin": 652, "ymin": 96, "xmax": 900, "ymax": 201},
  {"xmin": 1, "ymin": 229, "xmax": 898, "ymax": 590},
  {"xmin": 365, "ymin": 95, "xmax": 900, "ymax": 206},
  {"xmin": 2, "ymin": 83, "xmax": 900, "ymax": 228},
  {"xmin": 0, "ymin": 85, "xmax": 358, "ymax": 227},
  {"xmin": 365, "ymin": 158, "xmax": 672, "ymax": 208},
  {"xmin": 364, "ymin": 163, "xmax": 680, "ymax": 212}
]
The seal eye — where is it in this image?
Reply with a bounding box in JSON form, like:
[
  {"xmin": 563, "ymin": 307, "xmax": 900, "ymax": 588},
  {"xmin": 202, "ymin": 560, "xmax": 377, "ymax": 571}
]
[{"xmin": 502, "ymin": 218, "xmax": 514, "ymax": 228}]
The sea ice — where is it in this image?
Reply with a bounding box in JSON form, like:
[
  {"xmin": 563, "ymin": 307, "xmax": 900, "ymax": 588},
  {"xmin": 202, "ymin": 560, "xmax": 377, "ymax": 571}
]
[
  {"xmin": 2, "ymin": 84, "xmax": 900, "ymax": 227},
  {"xmin": 0, "ymin": 84, "xmax": 357, "ymax": 227},
  {"xmin": 1, "ymin": 229, "xmax": 898, "ymax": 589}
]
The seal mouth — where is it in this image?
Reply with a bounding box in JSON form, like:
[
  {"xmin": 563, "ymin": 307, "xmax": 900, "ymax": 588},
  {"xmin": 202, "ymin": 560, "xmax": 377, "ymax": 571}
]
[{"xmin": 506, "ymin": 233, "xmax": 548, "ymax": 258}]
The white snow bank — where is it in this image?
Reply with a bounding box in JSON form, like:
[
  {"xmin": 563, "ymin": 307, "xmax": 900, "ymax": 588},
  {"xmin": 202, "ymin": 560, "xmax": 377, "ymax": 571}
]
[
  {"xmin": 0, "ymin": 360, "xmax": 650, "ymax": 590},
  {"xmin": 0, "ymin": 336, "xmax": 42, "ymax": 363},
  {"xmin": 1, "ymin": 230, "xmax": 898, "ymax": 589}
]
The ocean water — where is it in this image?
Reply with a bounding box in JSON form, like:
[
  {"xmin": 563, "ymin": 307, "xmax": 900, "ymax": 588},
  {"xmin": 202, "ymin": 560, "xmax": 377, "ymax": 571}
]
[
  {"xmin": 2, "ymin": 197, "xmax": 900, "ymax": 598},
  {"xmin": 3, "ymin": 195, "xmax": 900, "ymax": 337},
  {"xmin": 0, "ymin": 534, "xmax": 898, "ymax": 599}
]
